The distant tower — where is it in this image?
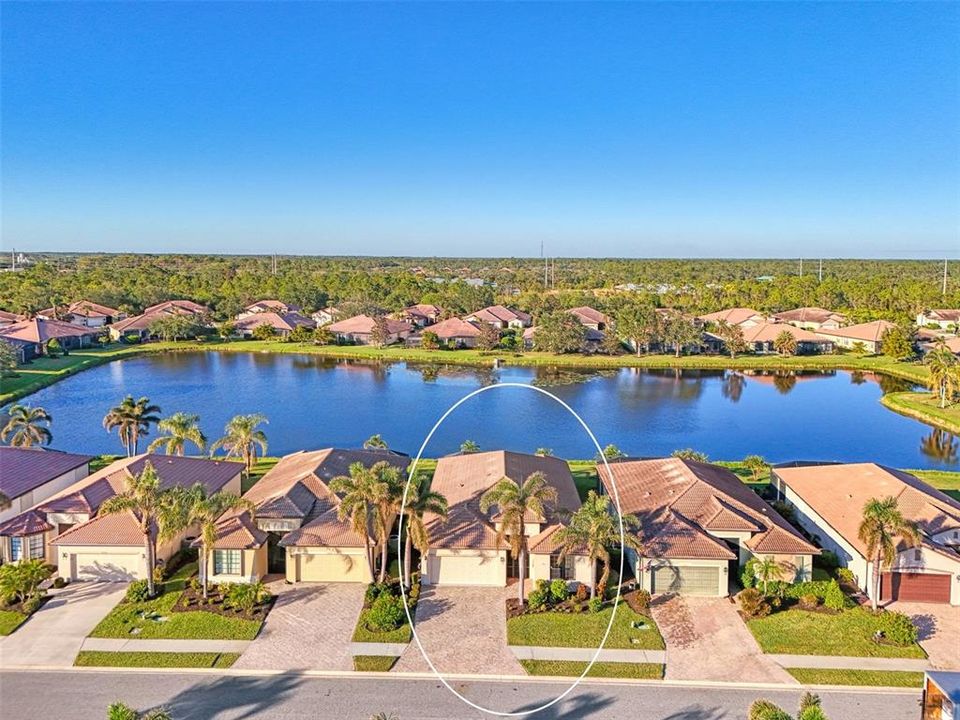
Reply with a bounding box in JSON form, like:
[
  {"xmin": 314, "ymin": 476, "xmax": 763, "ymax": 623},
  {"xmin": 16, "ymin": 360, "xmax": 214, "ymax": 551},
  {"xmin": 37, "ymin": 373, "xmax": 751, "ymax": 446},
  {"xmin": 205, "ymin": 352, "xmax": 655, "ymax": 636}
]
[
  {"xmin": 818, "ymin": 259, "xmax": 823, "ymax": 283},
  {"xmin": 944, "ymin": 258, "xmax": 949, "ymax": 296}
]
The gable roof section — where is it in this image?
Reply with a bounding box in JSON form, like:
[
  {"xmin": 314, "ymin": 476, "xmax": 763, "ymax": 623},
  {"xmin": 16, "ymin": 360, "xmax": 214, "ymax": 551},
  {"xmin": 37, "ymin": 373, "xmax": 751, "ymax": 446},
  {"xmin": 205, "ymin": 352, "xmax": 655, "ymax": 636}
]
[
  {"xmin": 567, "ymin": 306, "xmax": 610, "ymax": 326},
  {"xmin": 0, "ymin": 446, "xmax": 93, "ymax": 500},
  {"xmin": 697, "ymin": 308, "xmax": 765, "ymax": 326},
  {"xmin": 815, "ymin": 320, "xmax": 897, "ymax": 343},
  {"xmin": 427, "ymin": 317, "xmax": 482, "ymax": 339},
  {"xmin": 235, "ymin": 311, "xmax": 315, "ymax": 333},
  {"xmin": 328, "ymin": 315, "xmax": 412, "ymax": 335},
  {"xmin": 467, "ymin": 305, "xmax": 531, "ymax": 325},
  {"xmin": 0, "ymin": 318, "xmax": 100, "ymax": 343},
  {"xmin": 772, "ymin": 307, "xmax": 845, "ymax": 325},
  {"xmin": 741, "ymin": 322, "xmax": 831, "ymax": 344}
]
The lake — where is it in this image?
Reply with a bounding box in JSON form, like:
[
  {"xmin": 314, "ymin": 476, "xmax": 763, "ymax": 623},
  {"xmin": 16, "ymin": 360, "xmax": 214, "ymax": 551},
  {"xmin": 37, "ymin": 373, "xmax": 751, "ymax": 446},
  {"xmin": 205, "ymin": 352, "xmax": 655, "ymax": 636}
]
[{"xmin": 13, "ymin": 352, "xmax": 958, "ymax": 469}]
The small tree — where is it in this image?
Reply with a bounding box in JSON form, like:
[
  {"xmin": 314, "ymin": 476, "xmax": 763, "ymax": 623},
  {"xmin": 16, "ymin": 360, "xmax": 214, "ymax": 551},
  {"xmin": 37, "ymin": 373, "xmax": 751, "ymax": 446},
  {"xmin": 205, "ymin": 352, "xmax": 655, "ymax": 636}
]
[
  {"xmin": 615, "ymin": 303, "xmax": 659, "ymax": 356},
  {"xmin": 534, "ymin": 312, "xmax": 586, "ymax": 354},
  {"xmin": 880, "ymin": 326, "xmax": 914, "ymax": 360},
  {"xmin": 288, "ymin": 324, "xmax": 313, "ymax": 344},
  {"xmin": 534, "ymin": 447, "xmax": 553, "ymax": 457},
  {"xmin": 599, "ymin": 323, "xmax": 623, "ymax": 355},
  {"xmin": 251, "ymin": 323, "xmax": 276, "ymax": 341},
  {"xmin": 363, "ymin": 434, "xmax": 389, "ymax": 450},
  {"xmin": 662, "ymin": 315, "xmax": 701, "ymax": 357},
  {"xmin": 753, "ymin": 556, "xmax": 792, "ymax": 594},
  {"xmin": 313, "ymin": 326, "xmax": 334, "ymax": 345},
  {"xmin": 596, "ymin": 444, "xmax": 625, "ymax": 461},
  {"xmin": 0, "ymin": 339, "xmax": 19, "ymax": 377},
  {"xmin": 717, "ymin": 320, "xmax": 749, "ymax": 358},
  {"xmin": 477, "ymin": 323, "xmax": 501, "ymax": 350},
  {"xmin": 370, "ymin": 316, "xmax": 390, "ymax": 348},
  {"xmin": 672, "ymin": 448, "xmax": 708, "ymax": 462},
  {"xmin": 743, "ymin": 455, "xmax": 768, "ymax": 483},
  {"xmin": 217, "ymin": 322, "xmax": 236, "ymax": 340},
  {"xmin": 773, "ymin": 331, "xmax": 798, "ymax": 356},
  {"xmin": 421, "ymin": 330, "xmax": 440, "ymax": 350},
  {"xmin": 460, "ymin": 439, "xmax": 480, "ymax": 454}
]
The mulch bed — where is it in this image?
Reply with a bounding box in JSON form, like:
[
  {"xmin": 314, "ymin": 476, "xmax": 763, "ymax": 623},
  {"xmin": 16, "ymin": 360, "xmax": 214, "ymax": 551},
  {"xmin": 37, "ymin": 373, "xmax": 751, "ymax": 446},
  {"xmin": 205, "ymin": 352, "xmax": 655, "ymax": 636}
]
[
  {"xmin": 2, "ymin": 594, "xmax": 51, "ymax": 617},
  {"xmin": 172, "ymin": 585, "xmax": 275, "ymax": 621}
]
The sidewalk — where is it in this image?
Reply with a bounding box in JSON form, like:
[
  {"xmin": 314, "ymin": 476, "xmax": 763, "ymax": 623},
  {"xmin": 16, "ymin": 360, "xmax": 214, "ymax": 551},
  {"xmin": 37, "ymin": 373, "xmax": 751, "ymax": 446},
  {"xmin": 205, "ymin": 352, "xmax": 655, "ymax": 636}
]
[
  {"xmin": 80, "ymin": 638, "xmax": 251, "ymax": 654},
  {"xmin": 509, "ymin": 646, "xmax": 666, "ymax": 663},
  {"xmin": 769, "ymin": 654, "xmax": 931, "ymax": 672}
]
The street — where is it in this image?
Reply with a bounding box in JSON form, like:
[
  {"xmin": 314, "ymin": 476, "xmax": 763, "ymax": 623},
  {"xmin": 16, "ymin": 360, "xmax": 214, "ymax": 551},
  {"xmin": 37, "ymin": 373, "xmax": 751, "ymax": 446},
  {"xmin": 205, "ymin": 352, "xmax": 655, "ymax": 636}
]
[{"xmin": 0, "ymin": 670, "xmax": 920, "ymax": 720}]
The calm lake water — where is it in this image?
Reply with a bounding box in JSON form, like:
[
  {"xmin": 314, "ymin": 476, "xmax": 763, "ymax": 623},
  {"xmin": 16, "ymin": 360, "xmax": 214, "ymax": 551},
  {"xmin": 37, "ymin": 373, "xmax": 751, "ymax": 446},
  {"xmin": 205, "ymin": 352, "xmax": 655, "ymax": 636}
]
[{"xmin": 14, "ymin": 352, "xmax": 958, "ymax": 469}]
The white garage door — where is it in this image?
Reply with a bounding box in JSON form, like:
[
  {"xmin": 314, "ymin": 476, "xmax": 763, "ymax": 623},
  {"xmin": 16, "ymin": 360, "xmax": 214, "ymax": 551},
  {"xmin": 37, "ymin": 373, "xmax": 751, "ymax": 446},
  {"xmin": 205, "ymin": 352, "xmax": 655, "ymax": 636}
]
[
  {"xmin": 426, "ymin": 554, "xmax": 504, "ymax": 586},
  {"xmin": 70, "ymin": 552, "xmax": 142, "ymax": 581},
  {"xmin": 652, "ymin": 565, "xmax": 720, "ymax": 596}
]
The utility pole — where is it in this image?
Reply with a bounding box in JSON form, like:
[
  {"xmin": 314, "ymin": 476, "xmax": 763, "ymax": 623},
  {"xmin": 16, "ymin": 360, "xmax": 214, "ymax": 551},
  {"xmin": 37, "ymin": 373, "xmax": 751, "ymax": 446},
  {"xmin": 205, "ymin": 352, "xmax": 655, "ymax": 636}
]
[
  {"xmin": 272, "ymin": 254, "xmax": 277, "ymax": 276},
  {"xmin": 818, "ymin": 259, "xmax": 823, "ymax": 283},
  {"xmin": 10, "ymin": 249, "xmax": 14, "ymax": 271},
  {"xmin": 799, "ymin": 258, "xmax": 803, "ymax": 277},
  {"xmin": 944, "ymin": 258, "xmax": 949, "ymax": 296}
]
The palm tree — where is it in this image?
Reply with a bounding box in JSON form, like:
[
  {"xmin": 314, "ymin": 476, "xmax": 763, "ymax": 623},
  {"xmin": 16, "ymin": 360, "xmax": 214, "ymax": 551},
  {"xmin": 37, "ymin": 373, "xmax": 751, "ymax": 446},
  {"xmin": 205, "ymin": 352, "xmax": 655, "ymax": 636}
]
[
  {"xmin": 147, "ymin": 412, "xmax": 207, "ymax": 455},
  {"xmin": 179, "ymin": 484, "xmax": 253, "ymax": 597},
  {"xmin": 554, "ymin": 490, "xmax": 644, "ymax": 599},
  {"xmin": 743, "ymin": 455, "xmax": 768, "ymax": 483},
  {"xmin": 1, "ymin": 404, "xmax": 53, "ymax": 447},
  {"xmin": 363, "ymin": 434, "xmax": 389, "ymax": 450},
  {"xmin": 371, "ymin": 462, "xmax": 405, "ymax": 583},
  {"xmin": 98, "ymin": 461, "xmax": 180, "ymax": 597},
  {"xmin": 330, "ymin": 462, "xmax": 387, "ymax": 581},
  {"xmin": 103, "ymin": 395, "xmax": 161, "ymax": 456},
  {"xmin": 753, "ymin": 556, "xmax": 792, "ymax": 594},
  {"xmin": 460, "ymin": 439, "xmax": 480, "ymax": 454},
  {"xmin": 858, "ymin": 496, "xmax": 921, "ymax": 610},
  {"xmin": 925, "ymin": 342, "xmax": 959, "ymax": 409},
  {"xmin": 400, "ymin": 475, "xmax": 448, "ymax": 589},
  {"xmin": 773, "ymin": 331, "xmax": 798, "ymax": 356},
  {"xmin": 480, "ymin": 472, "xmax": 558, "ymax": 602},
  {"xmin": 210, "ymin": 414, "xmax": 268, "ymax": 474}
]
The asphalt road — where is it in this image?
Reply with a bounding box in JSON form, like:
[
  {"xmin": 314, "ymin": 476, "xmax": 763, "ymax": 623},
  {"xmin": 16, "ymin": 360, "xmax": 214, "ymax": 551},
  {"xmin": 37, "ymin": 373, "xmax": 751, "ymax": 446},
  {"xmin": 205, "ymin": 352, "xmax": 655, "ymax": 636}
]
[{"xmin": 0, "ymin": 670, "xmax": 920, "ymax": 720}]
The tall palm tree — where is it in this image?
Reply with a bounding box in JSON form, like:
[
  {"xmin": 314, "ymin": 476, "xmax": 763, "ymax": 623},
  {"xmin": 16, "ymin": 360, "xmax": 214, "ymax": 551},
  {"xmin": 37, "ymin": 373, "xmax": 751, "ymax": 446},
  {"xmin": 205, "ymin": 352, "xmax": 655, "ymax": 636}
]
[
  {"xmin": 179, "ymin": 484, "xmax": 254, "ymax": 597},
  {"xmin": 480, "ymin": 472, "xmax": 558, "ymax": 602},
  {"xmin": 1, "ymin": 404, "xmax": 53, "ymax": 447},
  {"xmin": 400, "ymin": 475, "xmax": 448, "ymax": 589},
  {"xmin": 330, "ymin": 462, "xmax": 387, "ymax": 581},
  {"xmin": 553, "ymin": 490, "xmax": 644, "ymax": 599},
  {"xmin": 147, "ymin": 412, "xmax": 207, "ymax": 455},
  {"xmin": 210, "ymin": 414, "xmax": 268, "ymax": 474},
  {"xmin": 98, "ymin": 461, "xmax": 180, "ymax": 597},
  {"xmin": 858, "ymin": 496, "xmax": 921, "ymax": 610},
  {"xmin": 925, "ymin": 342, "xmax": 959, "ymax": 409},
  {"xmin": 102, "ymin": 395, "xmax": 161, "ymax": 456},
  {"xmin": 371, "ymin": 462, "xmax": 405, "ymax": 583}
]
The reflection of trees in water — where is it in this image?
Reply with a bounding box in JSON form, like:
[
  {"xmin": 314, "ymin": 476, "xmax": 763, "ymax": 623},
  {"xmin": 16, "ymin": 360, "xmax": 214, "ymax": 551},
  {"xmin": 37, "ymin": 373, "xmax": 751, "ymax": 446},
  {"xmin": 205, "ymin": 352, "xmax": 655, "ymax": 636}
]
[
  {"xmin": 615, "ymin": 367, "xmax": 708, "ymax": 407},
  {"xmin": 850, "ymin": 370, "xmax": 867, "ymax": 385},
  {"xmin": 405, "ymin": 362, "xmax": 499, "ymax": 386},
  {"xmin": 531, "ymin": 367, "xmax": 617, "ymax": 388},
  {"xmin": 721, "ymin": 371, "xmax": 746, "ymax": 403},
  {"xmin": 920, "ymin": 428, "xmax": 959, "ymax": 465},
  {"xmin": 878, "ymin": 374, "xmax": 914, "ymax": 395},
  {"xmin": 772, "ymin": 372, "xmax": 797, "ymax": 395}
]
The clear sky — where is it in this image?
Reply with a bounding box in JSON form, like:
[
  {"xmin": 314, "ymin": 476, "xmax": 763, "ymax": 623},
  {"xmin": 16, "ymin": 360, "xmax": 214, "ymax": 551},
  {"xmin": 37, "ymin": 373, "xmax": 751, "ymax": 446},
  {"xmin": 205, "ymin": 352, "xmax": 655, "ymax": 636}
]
[{"xmin": 2, "ymin": 2, "xmax": 958, "ymax": 258}]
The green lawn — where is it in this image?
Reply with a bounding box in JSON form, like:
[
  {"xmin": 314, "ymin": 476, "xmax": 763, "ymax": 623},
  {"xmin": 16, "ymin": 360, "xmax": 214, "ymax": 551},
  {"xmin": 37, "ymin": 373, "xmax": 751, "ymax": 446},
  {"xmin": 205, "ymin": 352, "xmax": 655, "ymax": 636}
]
[
  {"xmin": 520, "ymin": 660, "xmax": 664, "ymax": 679},
  {"xmin": 75, "ymin": 651, "xmax": 240, "ymax": 669},
  {"xmin": 747, "ymin": 608, "xmax": 926, "ymax": 659},
  {"xmin": 352, "ymin": 608, "xmax": 413, "ymax": 644},
  {"xmin": 243, "ymin": 456, "xmax": 281, "ymax": 492},
  {"xmin": 507, "ymin": 605, "xmax": 664, "ymax": 650},
  {"xmin": 568, "ymin": 462, "xmax": 600, "ymax": 501},
  {"xmin": 89, "ymin": 563, "xmax": 263, "ymax": 641},
  {"xmin": 786, "ymin": 668, "xmax": 924, "ymax": 688},
  {"xmin": 881, "ymin": 392, "xmax": 960, "ymax": 435},
  {"xmin": 353, "ymin": 655, "xmax": 399, "ymax": 672},
  {"xmin": 0, "ymin": 610, "xmax": 28, "ymax": 636}
]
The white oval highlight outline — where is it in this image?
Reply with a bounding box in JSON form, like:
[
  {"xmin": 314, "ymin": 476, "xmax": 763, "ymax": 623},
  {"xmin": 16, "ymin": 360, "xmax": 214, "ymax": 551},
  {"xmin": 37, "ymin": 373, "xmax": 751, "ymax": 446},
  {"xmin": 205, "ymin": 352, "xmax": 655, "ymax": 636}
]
[{"xmin": 397, "ymin": 382, "xmax": 626, "ymax": 717}]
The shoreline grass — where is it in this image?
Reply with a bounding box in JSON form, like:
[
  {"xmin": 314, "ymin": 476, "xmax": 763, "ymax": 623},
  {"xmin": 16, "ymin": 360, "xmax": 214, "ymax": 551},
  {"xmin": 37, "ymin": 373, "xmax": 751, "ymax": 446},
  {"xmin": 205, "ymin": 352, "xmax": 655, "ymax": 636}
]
[
  {"xmin": 74, "ymin": 650, "xmax": 240, "ymax": 669},
  {"xmin": 881, "ymin": 392, "xmax": 960, "ymax": 435},
  {"xmin": 786, "ymin": 668, "xmax": 924, "ymax": 688},
  {"xmin": 519, "ymin": 659, "xmax": 664, "ymax": 679}
]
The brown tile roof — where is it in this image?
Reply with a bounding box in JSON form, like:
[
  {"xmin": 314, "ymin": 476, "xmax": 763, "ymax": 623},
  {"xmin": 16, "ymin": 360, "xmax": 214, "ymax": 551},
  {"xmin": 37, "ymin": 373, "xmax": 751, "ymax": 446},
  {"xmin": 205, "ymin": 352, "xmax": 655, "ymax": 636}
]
[
  {"xmin": 598, "ymin": 457, "xmax": 817, "ymax": 559},
  {"xmin": 39, "ymin": 300, "xmax": 123, "ymax": 319},
  {"xmin": 110, "ymin": 301, "xmax": 211, "ymax": 334},
  {"xmin": 925, "ymin": 309, "xmax": 960, "ymax": 322},
  {"xmin": 328, "ymin": 314, "xmax": 413, "ymax": 335},
  {"xmin": 0, "ymin": 446, "xmax": 92, "ymax": 500},
  {"xmin": 426, "ymin": 451, "xmax": 581, "ymax": 550},
  {"xmin": 815, "ymin": 320, "xmax": 897, "ymax": 343},
  {"xmin": 698, "ymin": 308, "xmax": 765, "ymax": 326},
  {"xmin": 280, "ymin": 507, "xmax": 368, "ymax": 548},
  {"xmin": 467, "ymin": 305, "xmax": 531, "ymax": 325},
  {"xmin": 741, "ymin": 322, "xmax": 832, "ymax": 344},
  {"xmin": 143, "ymin": 299, "xmax": 210, "ymax": 315},
  {"xmin": 201, "ymin": 512, "xmax": 268, "ymax": 550},
  {"xmin": 526, "ymin": 523, "xmax": 588, "ymax": 556},
  {"xmin": 772, "ymin": 307, "xmax": 845, "ymax": 325},
  {"xmin": 244, "ymin": 300, "xmax": 300, "ymax": 313},
  {"xmin": 53, "ymin": 510, "xmax": 150, "ymax": 546},
  {"xmin": 0, "ymin": 509, "xmax": 53, "ymax": 537},
  {"xmin": 427, "ymin": 317, "xmax": 482, "ymax": 340},
  {"xmin": 403, "ymin": 304, "xmax": 442, "ymax": 320},
  {"xmin": 567, "ymin": 306, "xmax": 610, "ymax": 326},
  {"xmin": 774, "ymin": 463, "xmax": 960, "ymax": 557},
  {"xmin": 0, "ymin": 310, "xmax": 21, "ymax": 323},
  {"xmin": 0, "ymin": 318, "xmax": 100, "ymax": 343},
  {"xmin": 234, "ymin": 311, "xmax": 315, "ymax": 333}
]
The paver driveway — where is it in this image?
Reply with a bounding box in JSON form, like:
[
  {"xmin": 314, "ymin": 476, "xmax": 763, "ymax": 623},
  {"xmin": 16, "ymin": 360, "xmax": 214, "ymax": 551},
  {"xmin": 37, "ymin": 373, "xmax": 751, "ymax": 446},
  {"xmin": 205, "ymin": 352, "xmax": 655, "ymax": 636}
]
[
  {"xmin": 394, "ymin": 586, "xmax": 523, "ymax": 676},
  {"xmin": 890, "ymin": 601, "xmax": 960, "ymax": 669},
  {"xmin": 0, "ymin": 581, "xmax": 125, "ymax": 668},
  {"xmin": 651, "ymin": 594, "xmax": 794, "ymax": 683},
  {"xmin": 232, "ymin": 582, "xmax": 365, "ymax": 671}
]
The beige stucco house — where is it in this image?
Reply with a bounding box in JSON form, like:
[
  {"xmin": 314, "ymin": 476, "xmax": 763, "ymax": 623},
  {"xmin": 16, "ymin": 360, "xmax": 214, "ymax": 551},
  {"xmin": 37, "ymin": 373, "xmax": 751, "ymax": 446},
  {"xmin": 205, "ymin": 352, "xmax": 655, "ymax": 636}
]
[
  {"xmin": 771, "ymin": 307, "xmax": 846, "ymax": 331},
  {"xmin": 598, "ymin": 457, "xmax": 818, "ymax": 596},
  {"xmin": 0, "ymin": 447, "xmax": 92, "ymax": 525}
]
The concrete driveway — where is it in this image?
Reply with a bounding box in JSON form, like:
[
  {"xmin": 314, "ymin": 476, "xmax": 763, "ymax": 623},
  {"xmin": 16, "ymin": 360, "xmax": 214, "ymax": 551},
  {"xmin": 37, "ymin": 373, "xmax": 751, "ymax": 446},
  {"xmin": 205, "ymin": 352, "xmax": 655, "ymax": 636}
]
[
  {"xmin": 651, "ymin": 594, "xmax": 795, "ymax": 683},
  {"xmin": 890, "ymin": 601, "xmax": 960, "ymax": 669},
  {"xmin": 232, "ymin": 582, "xmax": 366, "ymax": 671},
  {"xmin": 0, "ymin": 581, "xmax": 125, "ymax": 668},
  {"xmin": 394, "ymin": 586, "xmax": 523, "ymax": 676}
]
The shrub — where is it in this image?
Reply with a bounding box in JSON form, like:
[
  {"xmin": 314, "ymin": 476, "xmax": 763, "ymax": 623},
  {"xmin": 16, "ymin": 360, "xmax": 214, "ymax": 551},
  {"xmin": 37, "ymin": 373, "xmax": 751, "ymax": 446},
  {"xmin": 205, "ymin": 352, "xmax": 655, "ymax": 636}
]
[
  {"xmin": 738, "ymin": 588, "xmax": 771, "ymax": 619},
  {"xmin": 22, "ymin": 596, "xmax": 42, "ymax": 615},
  {"xmin": 817, "ymin": 550, "xmax": 839, "ymax": 571},
  {"xmin": 125, "ymin": 580, "xmax": 150, "ymax": 603},
  {"xmin": 836, "ymin": 567, "xmax": 855, "ymax": 585},
  {"xmin": 142, "ymin": 710, "xmax": 173, "ymax": 720},
  {"xmin": 822, "ymin": 580, "xmax": 847, "ymax": 611},
  {"xmin": 107, "ymin": 702, "xmax": 139, "ymax": 720},
  {"xmin": 528, "ymin": 586, "xmax": 550, "ymax": 610},
  {"xmin": 188, "ymin": 577, "xmax": 202, "ymax": 594},
  {"xmin": 0, "ymin": 559, "xmax": 52, "ymax": 605},
  {"xmin": 223, "ymin": 581, "xmax": 269, "ymax": 614},
  {"xmin": 633, "ymin": 589, "xmax": 651, "ymax": 613},
  {"xmin": 740, "ymin": 558, "xmax": 759, "ymax": 589},
  {"xmin": 365, "ymin": 582, "xmax": 392, "ymax": 606},
  {"xmin": 549, "ymin": 579, "xmax": 569, "ymax": 604},
  {"xmin": 748, "ymin": 699, "xmax": 792, "ymax": 720},
  {"xmin": 798, "ymin": 707, "xmax": 827, "ymax": 720},
  {"xmin": 367, "ymin": 593, "xmax": 405, "ymax": 632},
  {"xmin": 877, "ymin": 610, "xmax": 918, "ymax": 646},
  {"xmin": 797, "ymin": 593, "xmax": 819, "ymax": 610},
  {"xmin": 52, "ymin": 577, "xmax": 68, "ymax": 589},
  {"xmin": 770, "ymin": 501, "xmax": 796, "ymax": 524},
  {"xmin": 152, "ymin": 565, "xmax": 165, "ymax": 586},
  {"xmin": 799, "ymin": 691, "xmax": 821, "ymax": 713},
  {"xmin": 575, "ymin": 583, "xmax": 589, "ymax": 602},
  {"xmin": 587, "ymin": 597, "xmax": 603, "ymax": 613}
]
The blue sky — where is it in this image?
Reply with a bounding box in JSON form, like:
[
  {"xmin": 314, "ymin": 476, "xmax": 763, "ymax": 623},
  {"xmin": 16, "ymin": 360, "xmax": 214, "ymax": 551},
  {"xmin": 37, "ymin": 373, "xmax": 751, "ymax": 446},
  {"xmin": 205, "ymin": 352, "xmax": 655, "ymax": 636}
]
[{"xmin": 2, "ymin": 2, "xmax": 957, "ymax": 258}]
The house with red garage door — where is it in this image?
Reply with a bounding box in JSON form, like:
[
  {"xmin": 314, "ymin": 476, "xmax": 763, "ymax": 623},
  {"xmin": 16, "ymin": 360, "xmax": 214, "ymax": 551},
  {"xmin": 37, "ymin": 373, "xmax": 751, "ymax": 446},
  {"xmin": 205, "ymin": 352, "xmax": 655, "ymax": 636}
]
[{"xmin": 772, "ymin": 462, "xmax": 960, "ymax": 605}]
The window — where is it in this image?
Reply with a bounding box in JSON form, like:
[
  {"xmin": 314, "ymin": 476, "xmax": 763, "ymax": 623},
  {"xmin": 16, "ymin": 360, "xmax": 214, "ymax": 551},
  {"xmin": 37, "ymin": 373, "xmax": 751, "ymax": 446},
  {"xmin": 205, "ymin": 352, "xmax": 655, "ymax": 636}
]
[
  {"xmin": 28, "ymin": 534, "xmax": 44, "ymax": 559},
  {"xmin": 213, "ymin": 549, "xmax": 242, "ymax": 575},
  {"xmin": 10, "ymin": 538, "xmax": 22, "ymax": 562},
  {"xmin": 550, "ymin": 554, "xmax": 576, "ymax": 581},
  {"xmin": 914, "ymin": 549, "xmax": 922, "ymax": 562}
]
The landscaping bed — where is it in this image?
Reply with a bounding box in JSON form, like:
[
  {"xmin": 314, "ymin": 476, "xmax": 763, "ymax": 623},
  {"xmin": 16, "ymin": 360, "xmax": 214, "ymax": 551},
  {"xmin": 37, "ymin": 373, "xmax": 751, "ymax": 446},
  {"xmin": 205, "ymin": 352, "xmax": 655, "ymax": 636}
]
[
  {"xmin": 519, "ymin": 660, "xmax": 664, "ymax": 679},
  {"xmin": 785, "ymin": 668, "xmax": 924, "ymax": 688},
  {"xmin": 351, "ymin": 579, "xmax": 419, "ymax": 644},
  {"xmin": 75, "ymin": 651, "xmax": 240, "ymax": 669}
]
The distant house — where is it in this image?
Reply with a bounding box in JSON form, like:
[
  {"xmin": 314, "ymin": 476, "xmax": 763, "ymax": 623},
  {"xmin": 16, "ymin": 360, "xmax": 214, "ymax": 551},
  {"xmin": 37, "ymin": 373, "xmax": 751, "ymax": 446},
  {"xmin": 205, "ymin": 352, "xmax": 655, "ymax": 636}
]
[
  {"xmin": 523, "ymin": 324, "xmax": 604, "ymax": 351},
  {"xmin": 421, "ymin": 317, "xmax": 483, "ymax": 348},
  {"xmin": 236, "ymin": 300, "xmax": 301, "ymax": 320},
  {"xmin": 0, "ymin": 447, "xmax": 93, "ymax": 524},
  {"xmin": 815, "ymin": 319, "xmax": 898, "ymax": 353},
  {"xmin": 311, "ymin": 307, "xmax": 341, "ymax": 326},
  {"xmin": 917, "ymin": 309, "xmax": 960, "ymax": 331},
  {"xmin": 327, "ymin": 314, "xmax": 413, "ymax": 345},
  {"xmin": 0, "ymin": 309, "xmax": 21, "ymax": 330},
  {"xmin": 465, "ymin": 305, "xmax": 531, "ymax": 330},
  {"xmin": 108, "ymin": 299, "xmax": 212, "ymax": 341},
  {"xmin": 419, "ymin": 451, "xmax": 592, "ymax": 588},
  {"xmin": 0, "ymin": 455, "xmax": 242, "ymax": 580},
  {"xmin": 37, "ymin": 300, "xmax": 126, "ymax": 328},
  {"xmin": 772, "ymin": 307, "xmax": 846, "ymax": 331},
  {"xmin": 772, "ymin": 462, "xmax": 960, "ymax": 605},
  {"xmin": 143, "ymin": 299, "xmax": 210, "ymax": 316},
  {"xmin": 740, "ymin": 322, "xmax": 834, "ymax": 354},
  {"xmin": 234, "ymin": 311, "xmax": 315, "ymax": 338},
  {"xmin": 401, "ymin": 304, "xmax": 443, "ymax": 328},
  {"xmin": 698, "ymin": 308, "xmax": 767, "ymax": 329},
  {"xmin": 598, "ymin": 457, "xmax": 818, "ymax": 597},
  {"xmin": 0, "ymin": 318, "xmax": 101, "ymax": 361},
  {"xmin": 566, "ymin": 306, "xmax": 610, "ymax": 331}
]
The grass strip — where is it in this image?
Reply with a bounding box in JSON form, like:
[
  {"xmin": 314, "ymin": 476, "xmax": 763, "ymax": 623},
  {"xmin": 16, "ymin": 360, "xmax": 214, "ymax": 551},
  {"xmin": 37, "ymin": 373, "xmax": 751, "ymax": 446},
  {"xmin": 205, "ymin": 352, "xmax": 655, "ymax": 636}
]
[
  {"xmin": 520, "ymin": 660, "xmax": 664, "ymax": 679},
  {"xmin": 507, "ymin": 605, "xmax": 664, "ymax": 650},
  {"xmin": 0, "ymin": 610, "xmax": 28, "ymax": 636},
  {"xmin": 74, "ymin": 651, "xmax": 240, "ymax": 668},
  {"xmin": 786, "ymin": 668, "xmax": 923, "ymax": 688},
  {"xmin": 353, "ymin": 655, "xmax": 398, "ymax": 672}
]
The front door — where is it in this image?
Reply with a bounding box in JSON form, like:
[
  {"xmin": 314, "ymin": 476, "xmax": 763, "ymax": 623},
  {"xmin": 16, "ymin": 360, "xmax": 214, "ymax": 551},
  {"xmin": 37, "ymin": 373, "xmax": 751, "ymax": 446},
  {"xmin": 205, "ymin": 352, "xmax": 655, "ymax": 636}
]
[
  {"xmin": 507, "ymin": 551, "xmax": 521, "ymax": 579},
  {"xmin": 267, "ymin": 532, "xmax": 285, "ymax": 574}
]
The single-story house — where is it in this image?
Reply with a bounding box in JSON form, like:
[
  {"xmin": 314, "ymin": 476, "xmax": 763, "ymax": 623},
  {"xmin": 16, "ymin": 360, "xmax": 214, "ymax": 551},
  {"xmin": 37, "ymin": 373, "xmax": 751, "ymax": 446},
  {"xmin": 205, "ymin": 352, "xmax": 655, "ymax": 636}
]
[
  {"xmin": 311, "ymin": 307, "xmax": 341, "ymax": 325},
  {"xmin": 772, "ymin": 462, "xmax": 960, "ymax": 605},
  {"xmin": 0, "ymin": 447, "xmax": 93, "ymax": 524},
  {"xmin": 234, "ymin": 311, "xmax": 315, "ymax": 338},
  {"xmin": 465, "ymin": 305, "xmax": 532, "ymax": 330},
  {"xmin": 923, "ymin": 671, "xmax": 960, "ymax": 720},
  {"xmin": 0, "ymin": 455, "xmax": 242, "ymax": 581},
  {"xmin": 598, "ymin": 457, "xmax": 818, "ymax": 597},
  {"xmin": 771, "ymin": 307, "xmax": 846, "ymax": 331},
  {"xmin": 0, "ymin": 318, "xmax": 102, "ymax": 360},
  {"xmin": 108, "ymin": 299, "xmax": 212, "ymax": 341},
  {"xmin": 815, "ymin": 319, "xmax": 898, "ymax": 354},
  {"xmin": 698, "ymin": 308, "xmax": 767, "ymax": 329},
  {"xmin": 917, "ymin": 309, "xmax": 960, "ymax": 331},
  {"xmin": 740, "ymin": 322, "xmax": 834, "ymax": 354},
  {"xmin": 420, "ymin": 451, "xmax": 593, "ymax": 588},
  {"xmin": 37, "ymin": 300, "xmax": 126, "ymax": 328},
  {"xmin": 206, "ymin": 448, "xmax": 409, "ymax": 584},
  {"xmin": 236, "ymin": 299, "xmax": 302, "ymax": 320},
  {"xmin": 401, "ymin": 304, "xmax": 443, "ymax": 327},
  {"xmin": 420, "ymin": 317, "xmax": 483, "ymax": 348},
  {"xmin": 327, "ymin": 315, "xmax": 413, "ymax": 345},
  {"xmin": 567, "ymin": 306, "xmax": 611, "ymax": 331},
  {"xmin": 0, "ymin": 310, "xmax": 21, "ymax": 330}
]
